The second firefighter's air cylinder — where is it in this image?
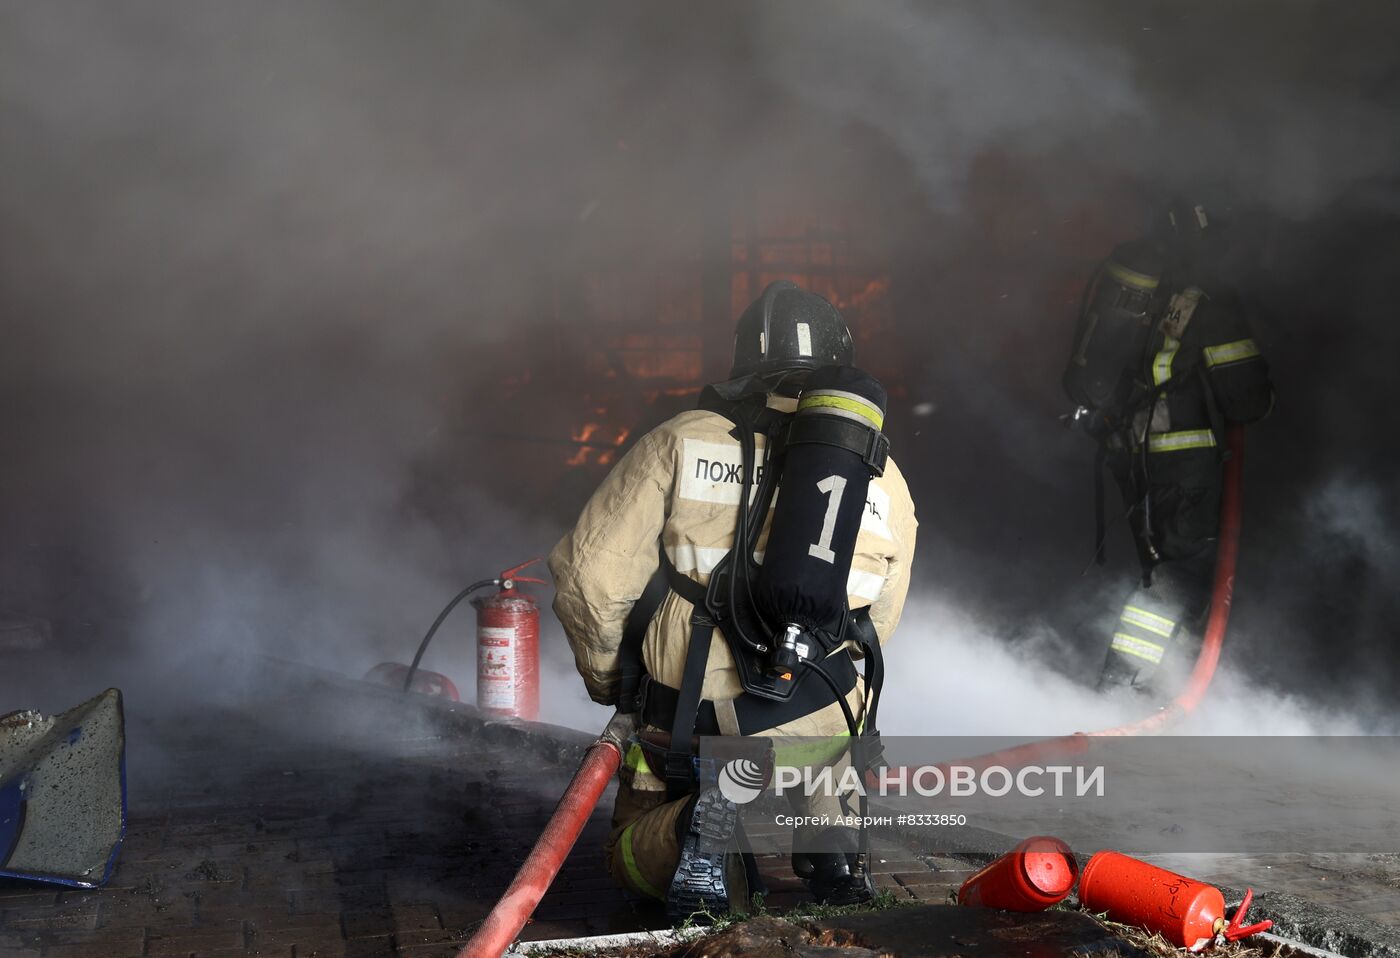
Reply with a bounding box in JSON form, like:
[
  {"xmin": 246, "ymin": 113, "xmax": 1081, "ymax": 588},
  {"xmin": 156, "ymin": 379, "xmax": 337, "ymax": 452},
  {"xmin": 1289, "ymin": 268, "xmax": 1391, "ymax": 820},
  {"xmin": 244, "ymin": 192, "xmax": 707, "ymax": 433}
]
[
  {"xmin": 957, "ymin": 836, "xmax": 1078, "ymax": 911},
  {"xmin": 474, "ymin": 586, "xmax": 540, "ymax": 721},
  {"xmin": 756, "ymin": 365, "xmax": 889, "ymax": 642}
]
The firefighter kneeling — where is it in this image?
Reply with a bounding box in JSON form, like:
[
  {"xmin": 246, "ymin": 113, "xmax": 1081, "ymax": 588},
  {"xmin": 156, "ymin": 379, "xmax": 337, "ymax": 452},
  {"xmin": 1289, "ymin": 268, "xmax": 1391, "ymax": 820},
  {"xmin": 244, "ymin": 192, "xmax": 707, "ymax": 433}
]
[{"xmin": 550, "ymin": 281, "xmax": 917, "ymax": 918}]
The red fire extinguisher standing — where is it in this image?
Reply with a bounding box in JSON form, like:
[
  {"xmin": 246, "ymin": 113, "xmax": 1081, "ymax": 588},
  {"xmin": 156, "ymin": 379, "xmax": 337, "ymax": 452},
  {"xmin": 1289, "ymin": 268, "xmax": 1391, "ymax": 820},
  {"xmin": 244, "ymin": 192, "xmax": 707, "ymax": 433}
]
[
  {"xmin": 1079, "ymin": 851, "xmax": 1272, "ymax": 951},
  {"xmin": 473, "ymin": 561, "xmax": 545, "ymax": 721},
  {"xmin": 379, "ymin": 558, "xmax": 547, "ymax": 721}
]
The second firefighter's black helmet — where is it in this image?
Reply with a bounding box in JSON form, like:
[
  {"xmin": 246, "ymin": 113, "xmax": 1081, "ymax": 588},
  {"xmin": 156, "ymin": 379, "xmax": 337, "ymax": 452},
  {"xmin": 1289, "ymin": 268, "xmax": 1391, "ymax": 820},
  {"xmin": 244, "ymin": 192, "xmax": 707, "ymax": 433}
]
[{"xmin": 729, "ymin": 280, "xmax": 854, "ymax": 380}]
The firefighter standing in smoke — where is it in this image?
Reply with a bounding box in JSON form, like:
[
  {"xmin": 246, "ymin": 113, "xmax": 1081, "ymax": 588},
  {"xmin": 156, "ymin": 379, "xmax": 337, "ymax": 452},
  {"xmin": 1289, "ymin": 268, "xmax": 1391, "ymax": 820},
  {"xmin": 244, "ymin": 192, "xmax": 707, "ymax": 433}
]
[
  {"xmin": 1063, "ymin": 205, "xmax": 1273, "ymax": 693},
  {"xmin": 550, "ymin": 282, "xmax": 916, "ymax": 917}
]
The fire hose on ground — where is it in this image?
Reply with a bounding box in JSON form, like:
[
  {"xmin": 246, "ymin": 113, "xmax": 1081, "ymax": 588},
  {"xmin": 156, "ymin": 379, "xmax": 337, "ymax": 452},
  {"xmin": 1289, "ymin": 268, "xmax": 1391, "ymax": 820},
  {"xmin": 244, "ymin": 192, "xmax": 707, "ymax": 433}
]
[
  {"xmin": 876, "ymin": 423, "xmax": 1247, "ymax": 787},
  {"xmin": 459, "ymin": 427, "xmax": 1247, "ymax": 957},
  {"xmin": 456, "ymin": 713, "xmax": 633, "ymax": 958}
]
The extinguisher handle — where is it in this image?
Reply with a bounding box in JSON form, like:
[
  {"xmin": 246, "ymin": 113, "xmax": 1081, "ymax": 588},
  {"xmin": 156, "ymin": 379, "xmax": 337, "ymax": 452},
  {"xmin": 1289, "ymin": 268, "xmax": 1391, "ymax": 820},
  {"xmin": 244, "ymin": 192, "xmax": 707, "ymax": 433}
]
[
  {"xmin": 1223, "ymin": 888, "xmax": 1273, "ymax": 942},
  {"xmin": 500, "ymin": 557, "xmax": 547, "ymax": 583}
]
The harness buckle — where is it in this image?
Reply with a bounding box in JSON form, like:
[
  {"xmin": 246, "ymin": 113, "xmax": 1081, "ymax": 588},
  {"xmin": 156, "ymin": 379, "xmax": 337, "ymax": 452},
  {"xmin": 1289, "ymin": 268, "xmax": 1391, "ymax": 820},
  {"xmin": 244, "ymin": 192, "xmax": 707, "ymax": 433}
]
[
  {"xmin": 627, "ymin": 673, "xmax": 653, "ymax": 720},
  {"xmin": 664, "ymin": 750, "xmax": 698, "ymax": 798}
]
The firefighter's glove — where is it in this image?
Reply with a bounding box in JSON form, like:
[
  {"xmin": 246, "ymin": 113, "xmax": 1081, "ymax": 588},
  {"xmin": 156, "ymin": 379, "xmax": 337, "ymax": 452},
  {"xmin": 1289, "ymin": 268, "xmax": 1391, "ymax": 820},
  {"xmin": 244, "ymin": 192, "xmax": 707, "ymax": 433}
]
[
  {"xmin": 599, "ymin": 711, "xmax": 639, "ymax": 752},
  {"xmin": 1062, "ymin": 405, "xmax": 1114, "ymax": 442}
]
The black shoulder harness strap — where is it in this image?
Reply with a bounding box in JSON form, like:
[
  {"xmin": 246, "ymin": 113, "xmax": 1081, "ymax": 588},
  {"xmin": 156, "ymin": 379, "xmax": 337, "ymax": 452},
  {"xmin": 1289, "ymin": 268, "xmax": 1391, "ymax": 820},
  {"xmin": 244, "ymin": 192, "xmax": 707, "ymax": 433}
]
[
  {"xmin": 617, "ymin": 554, "xmax": 669, "ymax": 715},
  {"xmin": 614, "ymin": 386, "xmax": 771, "ymax": 717},
  {"xmin": 661, "ymin": 550, "xmax": 715, "ymax": 797}
]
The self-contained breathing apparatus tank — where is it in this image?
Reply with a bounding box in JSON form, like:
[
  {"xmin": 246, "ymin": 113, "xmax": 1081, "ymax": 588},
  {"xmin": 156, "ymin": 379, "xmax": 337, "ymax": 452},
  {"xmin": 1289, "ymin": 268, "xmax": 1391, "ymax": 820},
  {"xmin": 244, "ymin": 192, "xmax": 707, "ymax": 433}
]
[
  {"xmin": 756, "ymin": 367, "xmax": 889, "ymax": 681},
  {"xmin": 706, "ymin": 365, "xmax": 889, "ymax": 704},
  {"xmin": 1064, "ymin": 239, "xmax": 1166, "ymax": 415}
]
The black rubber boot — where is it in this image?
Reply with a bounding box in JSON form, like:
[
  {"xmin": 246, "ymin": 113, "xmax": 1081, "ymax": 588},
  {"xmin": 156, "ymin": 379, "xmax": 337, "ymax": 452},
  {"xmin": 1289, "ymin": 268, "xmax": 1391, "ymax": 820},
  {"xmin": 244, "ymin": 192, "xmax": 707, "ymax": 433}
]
[
  {"xmin": 666, "ymin": 786, "xmax": 740, "ymax": 921},
  {"xmin": 792, "ymin": 826, "xmax": 874, "ymax": 906},
  {"xmin": 1096, "ymin": 652, "xmax": 1147, "ymax": 693}
]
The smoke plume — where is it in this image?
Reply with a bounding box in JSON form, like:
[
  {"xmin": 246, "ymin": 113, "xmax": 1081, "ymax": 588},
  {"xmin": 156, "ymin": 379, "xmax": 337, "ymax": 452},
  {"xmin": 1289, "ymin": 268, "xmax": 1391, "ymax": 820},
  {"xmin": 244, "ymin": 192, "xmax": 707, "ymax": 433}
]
[{"xmin": 2, "ymin": 1, "xmax": 1399, "ymax": 733}]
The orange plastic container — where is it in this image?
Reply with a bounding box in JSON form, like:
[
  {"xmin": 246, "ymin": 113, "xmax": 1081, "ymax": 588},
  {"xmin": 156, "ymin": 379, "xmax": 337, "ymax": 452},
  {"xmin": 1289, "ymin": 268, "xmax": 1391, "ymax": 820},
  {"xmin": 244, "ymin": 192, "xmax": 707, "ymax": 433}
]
[{"xmin": 957, "ymin": 836, "xmax": 1079, "ymax": 911}]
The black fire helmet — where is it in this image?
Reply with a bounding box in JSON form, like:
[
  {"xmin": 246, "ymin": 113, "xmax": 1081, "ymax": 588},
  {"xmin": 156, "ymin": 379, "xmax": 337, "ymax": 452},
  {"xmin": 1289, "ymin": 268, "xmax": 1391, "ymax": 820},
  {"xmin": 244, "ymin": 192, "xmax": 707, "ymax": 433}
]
[{"xmin": 729, "ymin": 280, "xmax": 854, "ymax": 383}]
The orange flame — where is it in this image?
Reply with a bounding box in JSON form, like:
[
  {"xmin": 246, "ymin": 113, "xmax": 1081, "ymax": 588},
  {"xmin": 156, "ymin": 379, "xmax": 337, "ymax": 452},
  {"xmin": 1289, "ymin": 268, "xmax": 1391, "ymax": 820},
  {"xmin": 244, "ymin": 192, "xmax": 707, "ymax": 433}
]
[{"xmin": 565, "ymin": 422, "xmax": 630, "ymax": 467}]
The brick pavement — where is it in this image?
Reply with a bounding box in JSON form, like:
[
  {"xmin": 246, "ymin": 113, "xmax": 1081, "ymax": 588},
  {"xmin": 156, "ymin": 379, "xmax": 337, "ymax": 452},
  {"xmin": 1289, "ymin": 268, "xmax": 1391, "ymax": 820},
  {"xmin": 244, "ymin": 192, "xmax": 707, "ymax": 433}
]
[
  {"xmin": 4, "ymin": 666, "xmax": 1392, "ymax": 957},
  {"xmin": 0, "ymin": 669, "xmax": 966, "ymax": 957}
]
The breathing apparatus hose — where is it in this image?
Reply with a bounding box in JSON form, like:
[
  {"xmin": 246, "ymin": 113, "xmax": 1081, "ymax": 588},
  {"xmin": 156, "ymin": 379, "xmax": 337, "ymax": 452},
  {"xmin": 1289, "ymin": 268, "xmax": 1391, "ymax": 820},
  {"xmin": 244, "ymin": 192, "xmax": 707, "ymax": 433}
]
[
  {"xmin": 401, "ymin": 578, "xmax": 500, "ymax": 693},
  {"xmin": 801, "ymin": 659, "xmax": 859, "ymax": 739},
  {"xmin": 726, "ymin": 410, "xmax": 783, "ymax": 653},
  {"xmin": 801, "ymin": 656, "xmax": 874, "ymax": 870},
  {"xmin": 728, "ymin": 416, "xmax": 762, "ymax": 647}
]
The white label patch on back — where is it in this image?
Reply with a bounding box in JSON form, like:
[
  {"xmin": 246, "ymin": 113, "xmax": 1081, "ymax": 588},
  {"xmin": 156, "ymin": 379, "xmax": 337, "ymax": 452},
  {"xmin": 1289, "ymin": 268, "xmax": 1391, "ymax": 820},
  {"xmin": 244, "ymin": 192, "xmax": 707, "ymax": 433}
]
[
  {"xmin": 796, "ymin": 322, "xmax": 812, "ymax": 357},
  {"xmin": 679, "ymin": 437, "xmax": 766, "ymax": 505},
  {"xmin": 860, "ymin": 482, "xmax": 893, "ymax": 541}
]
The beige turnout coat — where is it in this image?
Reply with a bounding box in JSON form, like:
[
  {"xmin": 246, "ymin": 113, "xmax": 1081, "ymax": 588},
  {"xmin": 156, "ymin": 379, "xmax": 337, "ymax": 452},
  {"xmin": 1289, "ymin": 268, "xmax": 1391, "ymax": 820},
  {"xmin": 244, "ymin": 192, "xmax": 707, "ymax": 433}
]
[{"xmin": 550, "ymin": 396, "xmax": 917, "ymax": 739}]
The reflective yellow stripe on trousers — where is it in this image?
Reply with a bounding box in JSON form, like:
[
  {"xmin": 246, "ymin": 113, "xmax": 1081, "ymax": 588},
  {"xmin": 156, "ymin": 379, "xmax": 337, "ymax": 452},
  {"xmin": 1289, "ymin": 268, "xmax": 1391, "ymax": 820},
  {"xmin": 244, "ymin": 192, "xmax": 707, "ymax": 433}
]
[
  {"xmin": 1121, "ymin": 605, "xmax": 1176, "ymax": 638},
  {"xmin": 624, "ymin": 743, "xmax": 654, "ymax": 776},
  {"xmin": 619, "ymin": 822, "xmax": 665, "ymax": 900},
  {"xmin": 772, "ymin": 729, "xmax": 855, "ymax": 769},
  {"xmin": 1111, "ymin": 632, "xmax": 1166, "ymax": 664}
]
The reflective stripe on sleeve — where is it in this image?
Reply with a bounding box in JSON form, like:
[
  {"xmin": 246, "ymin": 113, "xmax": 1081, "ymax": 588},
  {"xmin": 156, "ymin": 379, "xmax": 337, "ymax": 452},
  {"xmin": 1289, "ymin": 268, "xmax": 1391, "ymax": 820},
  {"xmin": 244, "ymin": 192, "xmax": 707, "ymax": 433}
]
[
  {"xmin": 1121, "ymin": 605, "xmax": 1176, "ymax": 639},
  {"xmin": 1152, "ymin": 336, "xmax": 1181, "ymax": 387},
  {"xmin": 1147, "ymin": 429, "xmax": 1217, "ymax": 453},
  {"xmin": 1111, "ymin": 632, "xmax": 1166, "ymax": 664},
  {"xmin": 1203, "ymin": 338, "xmax": 1260, "ymax": 368}
]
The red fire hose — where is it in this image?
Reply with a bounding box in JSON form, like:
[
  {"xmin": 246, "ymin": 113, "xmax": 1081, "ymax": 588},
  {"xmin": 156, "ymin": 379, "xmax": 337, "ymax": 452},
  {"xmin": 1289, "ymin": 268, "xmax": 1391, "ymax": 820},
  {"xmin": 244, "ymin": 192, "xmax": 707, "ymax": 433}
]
[
  {"xmin": 876, "ymin": 425, "xmax": 1247, "ymax": 784},
  {"xmin": 462, "ymin": 430, "xmax": 1247, "ymax": 955},
  {"xmin": 1088, "ymin": 423, "xmax": 1244, "ymax": 735},
  {"xmin": 456, "ymin": 715, "xmax": 632, "ymax": 958}
]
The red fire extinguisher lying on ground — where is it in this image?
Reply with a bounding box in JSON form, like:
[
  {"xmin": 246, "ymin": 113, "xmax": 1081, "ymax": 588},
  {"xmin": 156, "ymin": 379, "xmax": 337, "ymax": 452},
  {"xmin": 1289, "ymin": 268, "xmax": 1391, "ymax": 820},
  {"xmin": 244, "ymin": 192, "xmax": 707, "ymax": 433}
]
[
  {"xmin": 1079, "ymin": 851, "xmax": 1272, "ymax": 952},
  {"xmin": 961, "ymin": 841, "xmax": 1272, "ymax": 952},
  {"xmin": 957, "ymin": 835, "xmax": 1079, "ymax": 911},
  {"xmin": 365, "ymin": 558, "xmax": 546, "ymax": 721}
]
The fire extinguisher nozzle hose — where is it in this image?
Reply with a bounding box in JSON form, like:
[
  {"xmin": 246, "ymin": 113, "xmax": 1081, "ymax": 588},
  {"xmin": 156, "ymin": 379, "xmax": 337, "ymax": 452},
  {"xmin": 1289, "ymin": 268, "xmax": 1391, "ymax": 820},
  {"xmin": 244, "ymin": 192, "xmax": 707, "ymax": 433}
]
[
  {"xmin": 403, "ymin": 578, "xmax": 501, "ymax": 693},
  {"xmin": 457, "ymin": 721, "xmax": 627, "ymax": 958}
]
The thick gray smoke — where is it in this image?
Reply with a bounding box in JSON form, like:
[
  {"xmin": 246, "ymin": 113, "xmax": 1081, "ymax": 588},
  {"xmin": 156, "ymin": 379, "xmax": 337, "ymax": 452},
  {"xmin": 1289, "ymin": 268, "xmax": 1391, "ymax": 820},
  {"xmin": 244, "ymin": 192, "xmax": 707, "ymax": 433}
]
[
  {"xmin": 760, "ymin": 1, "xmax": 1400, "ymax": 216},
  {"xmin": 3, "ymin": 2, "xmax": 1399, "ymax": 732}
]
